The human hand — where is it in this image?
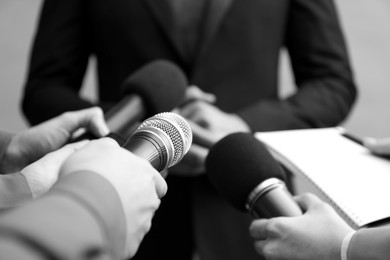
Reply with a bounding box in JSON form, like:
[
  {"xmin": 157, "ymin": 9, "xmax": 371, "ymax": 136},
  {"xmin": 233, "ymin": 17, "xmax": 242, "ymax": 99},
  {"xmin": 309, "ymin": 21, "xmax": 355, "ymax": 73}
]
[
  {"xmin": 178, "ymin": 100, "xmax": 250, "ymax": 143},
  {"xmin": 0, "ymin": 107, "xmax": 109, "ymax": 174},
  {"xmin": 59, "ymin": 138, "xmax": 167, "ymax": 258},
  {"xmin": 363, "ymin": 137, "xmax": 390, "ymax": 156},
  {"xmin": 172, "ymin": 100, "xmax": 250, "ymax": 176},
  {"xmin": 168, "ymin": 142, "xmax": 208, "ymax": 177},
  {"xmin": 177, "ymin": 85, "xmax": 216, "ymax": 107},
  {"xmin": 249, "ymin": 193, "xmax": 354, "ymax": 260},
  {"xmin": 20, "ymin": 140, "xmax": 89, "ymax": 199}
]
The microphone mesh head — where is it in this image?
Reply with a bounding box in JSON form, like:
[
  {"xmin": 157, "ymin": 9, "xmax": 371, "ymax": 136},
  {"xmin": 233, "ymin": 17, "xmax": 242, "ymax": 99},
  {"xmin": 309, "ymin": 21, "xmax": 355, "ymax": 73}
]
[{"xmin": 138, "ymin": 112, "xmax": 192, "ymax": 167}]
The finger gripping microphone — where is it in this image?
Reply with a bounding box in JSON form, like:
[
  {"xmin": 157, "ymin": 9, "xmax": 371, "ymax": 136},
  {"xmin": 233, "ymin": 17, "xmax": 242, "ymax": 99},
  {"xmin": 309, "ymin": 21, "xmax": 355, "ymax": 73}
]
[
  {"xmin": 205, "ymin": 132, "xmax": 302, "ymax": 218},
  {"xmin": 122, "ymin": 112, "xmax": 192, "ymax": 173},
  {"xmin": 105, "ymin": 60, "xmax": 187, "ymax": 136}
]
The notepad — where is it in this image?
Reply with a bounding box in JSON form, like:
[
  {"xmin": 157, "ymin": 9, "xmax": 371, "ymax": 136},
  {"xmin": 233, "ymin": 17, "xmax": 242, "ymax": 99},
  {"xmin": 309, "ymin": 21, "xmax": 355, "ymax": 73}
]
[{"xmin": 255, "ymin": 127, "xmax": 390, "ymax": 229}]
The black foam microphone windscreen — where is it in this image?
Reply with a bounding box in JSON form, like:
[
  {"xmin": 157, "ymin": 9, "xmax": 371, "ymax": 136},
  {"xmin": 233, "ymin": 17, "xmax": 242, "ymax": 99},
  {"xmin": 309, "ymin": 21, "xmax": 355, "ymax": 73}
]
[
  {"xmin": 206, "ymin": 132, "xmax": 302, "ymax": 218},
  {"xmin": 105, "ymin": 60, "xmax": 187, "ymax": 136}
]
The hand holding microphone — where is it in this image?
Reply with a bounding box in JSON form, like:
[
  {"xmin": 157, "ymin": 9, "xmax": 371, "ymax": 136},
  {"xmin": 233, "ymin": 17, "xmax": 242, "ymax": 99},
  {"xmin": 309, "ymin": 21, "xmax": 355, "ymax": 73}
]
[
  {"xmin": 171, "ymin": 87, "xmax": 251, "ymax": 176},
  {"xmin": 69, "ymin": 59, "xmax": 192, "ymax": 176},
  {"xmin": 73, "ymin": 60, "xmax": 187, "ymax": 142},
  {"xmin": 175, "ymin": 86, "xmax": 250, "ymax": 149},
  {"xmin": 205, "ymin": 132, "xmax": 302, "ymax": 218}
]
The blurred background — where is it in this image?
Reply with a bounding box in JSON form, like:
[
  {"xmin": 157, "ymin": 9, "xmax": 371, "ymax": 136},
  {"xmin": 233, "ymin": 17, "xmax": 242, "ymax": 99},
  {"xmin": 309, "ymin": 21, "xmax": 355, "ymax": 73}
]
[{"xmin": 1, "ymin": 0, "xmax": 390, "ymax": 138}]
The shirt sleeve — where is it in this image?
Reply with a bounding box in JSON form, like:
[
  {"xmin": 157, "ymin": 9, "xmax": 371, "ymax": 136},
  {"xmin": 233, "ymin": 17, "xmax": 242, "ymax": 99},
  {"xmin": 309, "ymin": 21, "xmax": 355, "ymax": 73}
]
[{"xmin": 0, "ymin": 171, "xmax": 127, "ymax": 260}]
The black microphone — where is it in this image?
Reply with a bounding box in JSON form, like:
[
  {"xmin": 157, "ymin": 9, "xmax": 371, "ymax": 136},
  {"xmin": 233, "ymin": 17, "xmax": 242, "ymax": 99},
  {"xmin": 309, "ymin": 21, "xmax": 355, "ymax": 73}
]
[
  {"xmin": 122, "ymin": 112, "xmax": 192, "ymax": 173},
  {"xmin": 105, "ymin": 60, "xmax": 187, "ymax": 137},
  {"xmin": 205, "ymin": 132, "xmax": 302, "ymax": 218}
]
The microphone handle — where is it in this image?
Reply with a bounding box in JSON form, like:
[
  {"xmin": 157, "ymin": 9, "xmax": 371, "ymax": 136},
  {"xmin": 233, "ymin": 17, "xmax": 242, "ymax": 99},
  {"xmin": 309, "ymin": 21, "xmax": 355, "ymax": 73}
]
[
  {"xmin": 105, "ymin": 95, "xmax": 145, "ymax": 137},
  {"xmin": 248, "ymin": 178, "xmax": 303, "ymax": 218},
  {"xmin": 121, "ymin": 127, "xmax": 173, "ymax": 172},
  {"xmin": 70, "ymin": 95, "xmax": 144, "ymax": 143}
]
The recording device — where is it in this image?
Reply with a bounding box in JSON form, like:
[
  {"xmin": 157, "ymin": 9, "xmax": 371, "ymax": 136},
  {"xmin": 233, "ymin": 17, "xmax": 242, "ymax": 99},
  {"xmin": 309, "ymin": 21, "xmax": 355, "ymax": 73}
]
[
  {"xmin": 122, "ymin": 112, "xmax": 192, "ymax": 173},
  {"xmin": 205, "ymin": 132, "xmax": 302, "ymax": 218},
  {"xmin": 105, "ymin": 60, "xmax": 187, "ymax": 137}
]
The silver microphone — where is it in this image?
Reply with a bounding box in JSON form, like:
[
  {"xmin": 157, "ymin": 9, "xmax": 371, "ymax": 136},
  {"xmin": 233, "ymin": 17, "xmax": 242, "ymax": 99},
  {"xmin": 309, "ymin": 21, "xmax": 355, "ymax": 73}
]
[
  {"xmin": 246, "ymin": 178, "xmax": 301, "ymax": 218},
  {"xmin": 122, "ymin": 112, "xmax": 192, "ymax": 173}
]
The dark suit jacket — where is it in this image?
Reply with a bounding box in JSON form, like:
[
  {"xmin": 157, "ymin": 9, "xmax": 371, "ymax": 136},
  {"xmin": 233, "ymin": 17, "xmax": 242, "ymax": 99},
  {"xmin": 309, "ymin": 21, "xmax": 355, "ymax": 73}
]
[{"xmin": 22, "ymin": 0, "xmax": 357, "ymax": 259}]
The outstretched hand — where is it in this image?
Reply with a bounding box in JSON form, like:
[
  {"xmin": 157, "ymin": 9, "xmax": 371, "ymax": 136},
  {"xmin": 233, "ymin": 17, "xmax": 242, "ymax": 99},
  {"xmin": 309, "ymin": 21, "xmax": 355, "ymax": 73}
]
[
  {"xmin": 0, "ymin": 107, "xmax": 109, "ymax": 174},
  {"xmin": 249, "ymin": 193, "xmax": 354, "ymax": 260}
]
